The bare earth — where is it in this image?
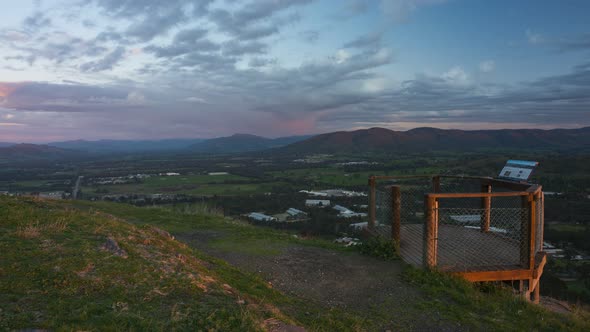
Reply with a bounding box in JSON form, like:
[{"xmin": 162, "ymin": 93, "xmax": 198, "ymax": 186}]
[{"xmin": 178, "ymin": 230, "xmax": 465, "ymax": 331}]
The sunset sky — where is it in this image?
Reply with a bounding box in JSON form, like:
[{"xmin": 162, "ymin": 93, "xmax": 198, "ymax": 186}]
[{"xmin": 1, "ymin": 0, "xmax": 589, "ymax": 142}]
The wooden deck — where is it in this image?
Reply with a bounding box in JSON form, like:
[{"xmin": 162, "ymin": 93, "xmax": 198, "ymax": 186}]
[{"xmin": 399, "ymin": 224, "xmax": 522, "ymax": 272}]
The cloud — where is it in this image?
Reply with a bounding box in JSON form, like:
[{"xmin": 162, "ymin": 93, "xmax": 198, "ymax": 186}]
[
  {"xmin": 441, "ymin": 66, "xmax": 469, "ymax": 85},
  {"xmin": 145, "ymin": 39, "xmax": 219, "ymax": 58},
  {"xmin": 4, "ymin": 31, "xmax": 109, "ymax": 65},
  {"xmin": 526, "ymin": 29, "xmax": 544, "ymax": 45},
  {"xmin": 222, "ymin": 40, "xmax": 267, "ymax": 56},
  {"xmin": 300, "ymin": 30, "xmax": 319, "ymax": 43},
  {"xmin": 479, "ymin": 60, "xmax": 495, "ymax": 73},
  {"xmin": 125, "ymin": 7, "xmax": 187, "ymax": 42},
  {"xmin": 209, "ymin": 0, "xmax": 311, "ymax": 40},
  {"xmin": 554, "ymin": 33, "xmax": 590, "ymax": 52},
  {"xmin": 88, "ymin": 0, "xmax": 214, "ymax": 42},
  {"xmin": 380, "ymin": 0, "xmax": 447, "ymax": 22},
  {"xmin": 80, "ymin": 46, "xmax": 126, "ymax": 72},
  {"xmin": 249, "ymin": 57, "xmax": 277, "ymax": 67},
  {"xmin": 343, "ymin": 31, "xmax": 383, "ymax": 49},
  {"xmin": 332, "ymin": 0, "xmax": 370, "ymax": 20},
  {"xmin": 330, "ymin": 61, "xmax": 590, "ymax": 128},
  {"xmin": 1, "ymin": 0, "xmax": 589, "ymax": 141},
  {"xmin": 22, "ymin": 12, "xmax": 52, "ymax": 32},
  {"xmin": 0, "ymin": 82, "xmax": 133, "ymax": 112}
]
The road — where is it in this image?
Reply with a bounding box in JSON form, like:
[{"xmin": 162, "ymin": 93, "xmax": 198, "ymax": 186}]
[{"xmin": 73, "ymin": 175, "xmax": 83, "ymax": 199}]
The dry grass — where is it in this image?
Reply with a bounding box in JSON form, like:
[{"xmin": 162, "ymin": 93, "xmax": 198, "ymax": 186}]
[
  {"xmin": 14, "ymin": 223, "xmax": 42, "ymax": 238},
  {"xmin": 14, "ymin": 219, "xmax": 68, "ymax": 239}
]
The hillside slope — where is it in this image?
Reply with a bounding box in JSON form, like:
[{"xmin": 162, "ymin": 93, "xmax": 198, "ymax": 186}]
[
  {"xmin": 280, "ymin": 127, "xmax": 590, "ymax": 154},
  {"xmin": 1, "ymin": 197, "xmax": 589, "ymax": 331},
  {"xmin": 0, "ymin": 197, "xmax": 311, "ymax": 331}
]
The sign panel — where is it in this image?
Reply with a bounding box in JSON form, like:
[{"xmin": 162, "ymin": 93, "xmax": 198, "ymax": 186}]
[{"xmin": 498, "ymin": 160, "xmax": 538, "ymax": 182}]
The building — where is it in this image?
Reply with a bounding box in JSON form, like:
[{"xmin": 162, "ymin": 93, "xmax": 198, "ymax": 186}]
[
  {"xmin": 300, "ymin": 189, "xmax": 367, "ymax": 197},
  {"xmin": 333, "ymin": 205, "xmax": 351, "ymax": 213},
  {"xmin": 299, "ymin": 190, "xmax": 329, "ymax": 197},
  {"xmin": 333, "ymin": 205, "xmax": 367, "ymax": 218},
  {"xmin": 39, "ymin": 192, "xmax": 65, "ymax": 200},
  {"xmin": 247, "ymin": 212, "xmax": 276, "ymax": 222},
  {"xmin": 305, "ymin": 199, "xmax": 331, "ymax": 207},
  {"xmin": 349, "ymin": 222, "xmax": 368, "ymax": 230},
  {"xmin": 286, "ymin": 208, "xmax": 307, "ymax": 217}
]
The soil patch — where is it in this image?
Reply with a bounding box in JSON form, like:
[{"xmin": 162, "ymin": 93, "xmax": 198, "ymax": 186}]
[{"xmin": 178, "ymin": 231, "xmax": 464, "ymax": 331}]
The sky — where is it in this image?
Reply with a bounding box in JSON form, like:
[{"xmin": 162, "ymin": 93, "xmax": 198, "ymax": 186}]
[{"xmin": 0, "ymin": 0, "xmax": 589, "ymax": 142}]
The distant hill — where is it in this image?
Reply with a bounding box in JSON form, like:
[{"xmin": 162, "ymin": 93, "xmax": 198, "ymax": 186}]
[
  {"xmin": 189, "ymin": 134, "xmax": 310, "ymax": 153},
  {"xmin": 0, "ymin": 143, "xmax": 79, "ymax": 160},
  {"xmin": 0, "ymin": 142, "xmax": 16, "ymax": 147},
  {"xmin": 49, "ymin": 138, "xmax": 206, "ymax": 153},
  {"xmin": 279, "ymin": 127, "xmax": 590, "ymax": 154}
]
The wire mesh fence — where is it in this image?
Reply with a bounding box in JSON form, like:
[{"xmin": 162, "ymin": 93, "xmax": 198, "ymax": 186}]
[
  {"xmin": 369, "ymin": 175, "xmax": 543, "ymax": 273},
  {"xmin": 434, "ymin": 206, "xmax": 528, "ymax": 272}
]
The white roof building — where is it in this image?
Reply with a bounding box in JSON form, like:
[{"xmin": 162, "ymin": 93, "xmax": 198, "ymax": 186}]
[
  {"xmin": 286, "ymin": 208, "xmax": 307, "ymax": 216},
  {"xmin": 247, "ymin": 212, "xmax": 276, "ymax": 222},
  {"xmin": 334, "ymin": 205, "xmax": 367, "ymax": 218},
  {"xmin": 349, "ymin": 222, "xmax": 368, "ymax": 230}
]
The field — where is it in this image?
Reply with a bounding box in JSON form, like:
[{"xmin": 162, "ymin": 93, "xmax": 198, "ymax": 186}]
[{"xmin": 82, "ymin": 173, "xmax": 291, "ymax": 197}]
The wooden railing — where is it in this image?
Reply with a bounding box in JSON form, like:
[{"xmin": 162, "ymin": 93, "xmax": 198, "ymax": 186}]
[{"xmin": 368, "ymin": 175, "xmax": 546, "ymax": 302}]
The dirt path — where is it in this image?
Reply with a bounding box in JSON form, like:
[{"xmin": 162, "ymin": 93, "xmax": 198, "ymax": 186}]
[{"xmin": 178, "ymin": 231, "xmax": 464, "ymax": 331}]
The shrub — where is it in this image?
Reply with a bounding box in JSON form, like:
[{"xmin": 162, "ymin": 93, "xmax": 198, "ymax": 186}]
[{"xmin": 357, "ymin": 237, "xmax": 398, "ymax": 260}]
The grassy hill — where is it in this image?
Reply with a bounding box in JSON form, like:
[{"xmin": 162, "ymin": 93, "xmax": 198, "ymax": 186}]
[{"xmin": 1, "ymin": 196, "xmax": 589, "ymax": 331}]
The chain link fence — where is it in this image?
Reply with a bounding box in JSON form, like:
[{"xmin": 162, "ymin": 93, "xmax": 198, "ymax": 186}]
[
  {"xmin": 434, "ymin": 206, "xmax": 528, "ymax": 272},
  {"xmin": 374, "ymin": 177, "xmax": 432, "ymax": 266},
  {"xmin": 370, "ymin": 176, "xmax": 543, "ymax": 273}
]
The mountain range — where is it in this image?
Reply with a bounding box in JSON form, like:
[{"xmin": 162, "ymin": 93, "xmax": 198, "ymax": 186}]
[
  {"xmin": 48, "ymin": 138, "xmax": 206, "ymax": 153},
  {"xmin": 1, "ymin": 127, "xmax": 589, "ymax": 160},
  {"xmin": 0, "ymin": 143, "xmax": 80, "ymax": 160},
  {"xmin": 278, "ymin": 127, "xmax": 590, "ymax": 154}
]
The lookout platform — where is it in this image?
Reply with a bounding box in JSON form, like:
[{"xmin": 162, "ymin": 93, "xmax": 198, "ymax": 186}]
[{"xmin": 368, "ymin": 175, "xmax": 546, "ymax": 302}]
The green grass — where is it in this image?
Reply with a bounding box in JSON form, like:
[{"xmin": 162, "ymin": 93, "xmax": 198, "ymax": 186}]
[
  {"xmin": 403, "ymin": 267, "xmax": 590, "ymax": 331},
  {"xmin": 267, "ymin": 167, "xmax": 443, "ymax": 187},
  {"xmin": 65, "ymin": 200, "xmax": 349, "ymax": 255},
  {"xmin": 0, "ymin": 197, "xmax": 265, "ymax": 330},
  {"xmin": 143, "ymin": 174, "xmax": 252, "ymax": 186},
  {"xmin": 84, "ymin": 176, "xmax": 290, "ymax": 196},
  {"xmin": 547, "ymin": 224, "xmax": 587, "ymax": 232},
  {"xmin": 0, "ymin": 196, "xmax": 367, "ymax": 331}
]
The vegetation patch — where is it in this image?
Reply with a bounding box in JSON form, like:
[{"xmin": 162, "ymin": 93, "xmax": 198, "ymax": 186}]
[
  {"xmin": 402, "ymin": 267, "xmax": 590, "ymax": 331},
  {"xmin": 356, "ymin": 237, "xmax": 399, "ymax": 260}
]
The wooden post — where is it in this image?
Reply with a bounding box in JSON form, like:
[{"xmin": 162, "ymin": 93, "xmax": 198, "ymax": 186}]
[
  {"xmin": 432, "ymin": 176, "xmax": 441, "ymax": 193},
  {"xmin": 537, "ymin": 192, "xmax": 545, "ymax": 251},
  {"xmin": 520, "ymin": 195, "xmax": 531, "ymax": 268},
  {"xmin": 368, "ymin": 176, "xmax": 376, "ymax": 230},
  {"xmin": 391, "ymin": 185, "xmax": 401, "ymax": 249},
  {"xmin": 529, "ymin": 194, "xmax": 536, "ymax": 272},
  {"xmin": 532, "ymin": 280, "xmax": 540, "ymax": 304},
  {"xmin": 520, "ymin": 280, "xmax": 530, "ymax": 301},
  {"xmin": 480, "ymin": 184, "xmax": 491, "ymax": 232},
  {"xmin": 423, "ymin": 194, "xmax": 437, "ymax": 269}
]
